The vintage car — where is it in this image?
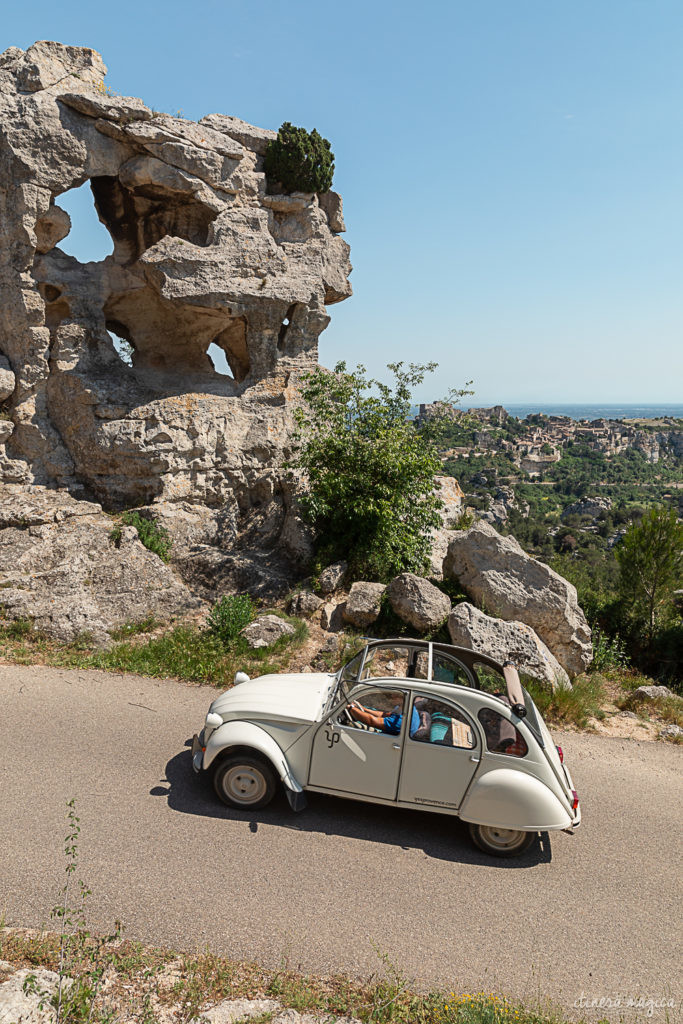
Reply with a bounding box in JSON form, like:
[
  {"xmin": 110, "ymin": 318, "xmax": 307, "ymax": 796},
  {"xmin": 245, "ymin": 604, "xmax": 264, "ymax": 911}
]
[{"xmin": 191, "ymin": 639, "xmax": 581, "ymax": 857}]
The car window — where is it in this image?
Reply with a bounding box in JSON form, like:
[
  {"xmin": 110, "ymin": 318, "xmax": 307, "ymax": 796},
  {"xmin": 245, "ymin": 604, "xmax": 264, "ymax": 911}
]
[
  {"xmin": 361, "ymin": 645, "xmax": 411, "ymax": 680},
  {"xmin": 340, "ymin": 688, "xmax": 408, "ymax": 735},
  {"xmin": 477, "ymin": 708, "xmax": 528, "ymax": 757},
  {"xmin": 410, "ymin": 696, "xmax": 475, "ymax": 749},
  {"xmin": 472, "ymin": 661, "xmax": 507, "ymax": 697},
  {"xmin": 431, "ymin": 652, "xmax": 471, "ymax": 687}
]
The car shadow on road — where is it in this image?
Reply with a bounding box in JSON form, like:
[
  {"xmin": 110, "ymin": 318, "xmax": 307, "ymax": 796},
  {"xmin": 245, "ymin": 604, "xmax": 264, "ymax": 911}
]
[{"xmin": 150, "ymin": 745, "xmax": 553, "ymax": 869}]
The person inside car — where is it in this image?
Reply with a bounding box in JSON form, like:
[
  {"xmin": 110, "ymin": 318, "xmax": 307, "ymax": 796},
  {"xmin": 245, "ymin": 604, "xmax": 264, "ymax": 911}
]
[{"xmin": 348, "ymin": 695, "xmax": 420, "ymax": 736}]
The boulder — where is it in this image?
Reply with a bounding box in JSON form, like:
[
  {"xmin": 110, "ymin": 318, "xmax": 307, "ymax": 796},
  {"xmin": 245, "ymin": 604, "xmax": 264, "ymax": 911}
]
[
  {"xmin": 447, "ymin": 603, "xmax": 571, "ymax": 689},
  {"xmin": 240, "ymin": 614, "xmax": 295, "ymax": 649},
  {"xmin": 199, "ymin": 997, "xmax": 281, "ymax": 1023},
  {"xmin": 659, "ymin": 724, "xmax": 683, "ymax": 741},
  {"xmin": 343, "ymin": 582, "xmax": 386, "ymax": 628},
  {"xmin": 427, "ymin": 476, "xmax": 465, "ymax": 577},
  {"xmin": 289, "ymin": 590, "xmax": 324, "ymax": 616},
  {"xmin": 628, "ymin": 685, "xmax": 678, "ymax": 703},
  {"xmin": 562, "ymin": 496, "xmax": 612, "ymax": 521},
  {"xmin": 318, "ymin": 561, "xmax": 348, "ymax": 594},
  {"xmin": 387, "ymin": 573, "xmax": 450, "ymax": 632},
  {"xmin": 0, "ymin": 488, "xmax": 201, "ymax": 644},
  {"xmin": 0, "ymin": 355, "xmax": 15, "ymax": 402},
  {"xmin": 0, "ymin": 962, "xmax": 65, "ymax": 1022},
  {"xmin": 320, "ymin": 600, "xmax": 346, "ymax": 632},
  {"xmin": 443, "ymin": 521, "xmax": 592, "ymax": 676}
]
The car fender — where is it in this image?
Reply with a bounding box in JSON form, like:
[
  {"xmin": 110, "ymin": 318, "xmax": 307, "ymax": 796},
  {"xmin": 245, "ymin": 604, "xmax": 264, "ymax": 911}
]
[
  {"xmin": 459, "ymin": 767, "xmax": 573, "ymax": 831},
  {"xmin": 203, "ymin": 721, "xmax": 303, "ymax": 793}
]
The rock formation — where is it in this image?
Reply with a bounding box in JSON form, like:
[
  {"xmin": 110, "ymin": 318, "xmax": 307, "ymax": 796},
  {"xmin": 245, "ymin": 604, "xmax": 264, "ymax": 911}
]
[
  {"xmin": 0, "ymin": 41, "xmax": 351, "ymax": 580},
  {"xmin": 443, "ymin": 521, "xmax": 592, "ymax": 676},
  {"xmin": 447, "ymin": 602, "xmax": 570, "ymax": 690}
]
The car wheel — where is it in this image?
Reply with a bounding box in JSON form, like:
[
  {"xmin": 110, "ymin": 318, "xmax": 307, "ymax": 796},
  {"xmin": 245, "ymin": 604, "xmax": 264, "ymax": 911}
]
[
  {"xmin": 213, "ymin": 754, "xmax": 277, "ymax": 809},
  {"xmin": 468, "ymin": 823, "xmax": 535, "ymax": 857}
]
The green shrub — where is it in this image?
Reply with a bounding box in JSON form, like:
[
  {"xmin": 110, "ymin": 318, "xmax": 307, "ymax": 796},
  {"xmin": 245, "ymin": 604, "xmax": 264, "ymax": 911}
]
[
  {"xmin": 264, "ymin": 121, "xmax": 334, "ymax": 194},
  {"xmin": 207, "ymin": 594, "xmax": 255, "ymax": 646},
  {"xmin": 110, "ymin": 511, "xmax": 172, "ymax": 562},
  {"xmin": 590, "ymin": 629, "xmax": 630, "ymax": 672},
  {"xmin": 524, "ymin": 673, "xmax": 606, "ymax": 729}
]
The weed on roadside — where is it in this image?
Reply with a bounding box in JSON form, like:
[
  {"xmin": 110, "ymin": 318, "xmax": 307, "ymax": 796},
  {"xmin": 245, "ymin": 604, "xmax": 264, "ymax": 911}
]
[{"xmin": 524, "ymin": 674, "xmax": 606, "ymax": 729}]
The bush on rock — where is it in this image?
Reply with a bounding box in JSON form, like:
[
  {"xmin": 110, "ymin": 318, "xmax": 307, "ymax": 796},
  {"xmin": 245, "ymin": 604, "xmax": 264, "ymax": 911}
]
[{"xmin": 264, "ymin": 122, "xmax": 334, "ymax": 194}]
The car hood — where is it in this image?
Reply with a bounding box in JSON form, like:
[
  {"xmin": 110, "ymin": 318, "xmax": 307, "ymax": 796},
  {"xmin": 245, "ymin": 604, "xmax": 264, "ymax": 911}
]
[{"xmin": 209, "ymin": 672, "xmax": 336, "ymax": 724}]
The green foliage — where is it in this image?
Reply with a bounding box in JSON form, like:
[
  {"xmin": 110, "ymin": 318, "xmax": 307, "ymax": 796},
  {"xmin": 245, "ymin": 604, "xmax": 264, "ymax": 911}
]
[
  {"xmin": 207, "ymin": 594, "xmax": 255, "ymax": 646},
  {"xmin": 292, "ymin": 362, "xmax": 460, "ymax": 581},
  {"xmin": 109, "ymin": 615, "xmax": 160, "ymax": 639},
  {"xmin": 524, "ymin": 674, "xmax": 606, "ymax": 729},
  {"xmin": 264, "ymin": 121, "xmax": 334, "ymax": 194},
  {"xmin": 616, "ymin": 504, "xmax": 683, "ymax": 642},
  {"xmin": 110, "ymin": 511, "xmax": 172, "ymax": 562},
  {"xmin": 590, "ymin": 628, "xmax": 630, "ymax": 672}
]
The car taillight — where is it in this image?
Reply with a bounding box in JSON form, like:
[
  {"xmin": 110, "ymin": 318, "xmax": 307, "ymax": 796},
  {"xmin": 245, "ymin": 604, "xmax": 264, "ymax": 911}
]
[
  {"xmin": 571, "ymin": 790, "xmax": 579, "ymax": 811},
  {"xmin": 556, "ymin": 745, "xmax": 564, "ymax": 764}
]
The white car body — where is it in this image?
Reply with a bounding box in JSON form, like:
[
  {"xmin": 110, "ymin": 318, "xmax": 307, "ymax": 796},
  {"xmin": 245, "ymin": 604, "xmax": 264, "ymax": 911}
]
[{"xmin": 192, "ymin": 639, "xmax": 581, "ymax": 856}]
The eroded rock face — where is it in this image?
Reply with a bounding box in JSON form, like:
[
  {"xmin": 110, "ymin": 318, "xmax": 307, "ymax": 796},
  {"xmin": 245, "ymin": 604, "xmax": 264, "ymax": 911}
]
[
  {"xmin": 0, "ymin": 487, "xmax": 200, "ymax": 643},
  {"xmin": 0, "ymin": 41, "xmax": 351, "ymax": 566},
  {"xmin": 443, "ymin": 521, "xmax": 592, "ymax": 676}
]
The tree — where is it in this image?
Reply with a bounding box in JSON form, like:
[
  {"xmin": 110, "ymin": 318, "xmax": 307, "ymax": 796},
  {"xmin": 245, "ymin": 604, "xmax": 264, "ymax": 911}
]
[
  {"xmin": 616, "ymin": 505, "xmax": 683, "ymax": 643},
  {"xmin": 291, "ymin": 362, "xmax": 469, "ymax": 581},
  {"xmin": 264, "ymin": 122, "xmax": 334, "ymax": 194}
]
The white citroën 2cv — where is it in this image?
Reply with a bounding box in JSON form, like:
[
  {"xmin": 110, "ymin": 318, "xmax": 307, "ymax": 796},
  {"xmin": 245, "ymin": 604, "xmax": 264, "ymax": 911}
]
[{"xmin": 192, "ymin": 638, "xmax": 581, "ymax": 857}]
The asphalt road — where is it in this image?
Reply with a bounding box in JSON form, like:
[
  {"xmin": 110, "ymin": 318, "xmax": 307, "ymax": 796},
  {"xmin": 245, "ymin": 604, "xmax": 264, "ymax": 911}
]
[{"xmin": 1, "ymin": 665, "xmax": 681, "ymax": 1019}]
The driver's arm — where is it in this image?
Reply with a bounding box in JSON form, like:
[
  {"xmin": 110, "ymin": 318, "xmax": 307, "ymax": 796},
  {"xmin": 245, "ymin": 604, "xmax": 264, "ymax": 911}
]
[{"xmin": 348, "ymin": 702, "xmax": 385, "ymax": 729}]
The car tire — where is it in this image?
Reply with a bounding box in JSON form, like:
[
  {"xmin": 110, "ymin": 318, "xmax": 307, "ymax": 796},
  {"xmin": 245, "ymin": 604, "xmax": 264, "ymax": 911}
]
[
  {"xmin": 213, "ymin": 754, "xmax": 277, "ymax": 810},
  {"xmin": 468, "ymin": 823, "xmax": 535, "ymax": 858}
]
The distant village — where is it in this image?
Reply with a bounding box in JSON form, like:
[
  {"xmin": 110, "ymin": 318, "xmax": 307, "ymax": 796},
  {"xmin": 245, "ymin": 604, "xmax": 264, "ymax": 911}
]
[{"xmin": 418, "ymin": 403, "xmax": 683, "ymax": 477}]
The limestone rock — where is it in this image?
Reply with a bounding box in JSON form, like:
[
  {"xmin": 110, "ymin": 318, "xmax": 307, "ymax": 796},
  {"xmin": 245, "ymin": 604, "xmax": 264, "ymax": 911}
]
[
  {"xmin": 0, "ymin": 963, "xmax": 63, "ymax": 1022},
  {"xmin": 200, "ymin": 997, "xmax": 281, "ymax": 1023},
  {"xmin": 318, "ymin": 561, "xmax": 348, "ymax": 594},
  {"xmin": 240, "ymin": 613, "xmax": 295, "ymax": 649},
  {"xmin": 447, "ymin": 602, "xmax": 571, "ymax": 689},
  {"xmin": 289, "ymin": 589, "xmax": 323, "ymax": 616},
  {"xmin": 0, "ymin": 356, "xmax": 15, "ymax": 402},
  {"xmin": 320, "ymin": 600, "xmax": 346, "ymax": 632},
  {"xmin": 443, "ymin": 521, "xmax": 592, "ymax": 676},
  {"xmin": 0, "ymin": 40, "xmax": 351, "ymax": 587},
  {"xmin": 659, "ymin": 724, "xmax": 683, "ymax": 741},
  {"xmin": 318, "ymin": 190, "xmax": 346, "ymax": 232},
  {"xmin": 343, "ymin": 581, "xmax": 386, "ymax": 628},
  {"xmin": 628, "ymin": 685, "xmax": 678, "ymax": 703},
  {"xmin": 0, "ymin": 487, "xmax": 200, "ymax": 643},
  {"xmin": 562, "ymin": 496, "xmax": 612, "ymax": 520},
  {"xmin": 387, "ymin": 573, "xmax": 450, "ymax": 632},
  {"xmin": 427, "ymin": 476, "xmax": 465, "ymax": 578}
]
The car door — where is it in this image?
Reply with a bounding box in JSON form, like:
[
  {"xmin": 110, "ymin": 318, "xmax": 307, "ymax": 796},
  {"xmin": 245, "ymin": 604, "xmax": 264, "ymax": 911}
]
[
  {"xmin": 308, "ymin": 687, "xmax": 408, "ymax": 800},
  {"xmin": 397, "ymin": 694, "xmax": 480, "ymax": 811}
]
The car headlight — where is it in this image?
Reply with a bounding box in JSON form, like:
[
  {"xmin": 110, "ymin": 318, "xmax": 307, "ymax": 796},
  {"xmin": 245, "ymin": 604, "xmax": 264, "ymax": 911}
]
[{"xmin": 205, "ymin": 711, "xmax": 223, "ymax": 732}]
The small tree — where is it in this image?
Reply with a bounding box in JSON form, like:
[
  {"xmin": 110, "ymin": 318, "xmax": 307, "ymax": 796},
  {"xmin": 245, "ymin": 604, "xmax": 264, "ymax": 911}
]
[
  {"xmin": 291, "ymin": 361, "xmax": 468, "ymax": 581},
  {"xmin": 264, "ymin": 122, "xmax": 334, "ymax": 194},
  {"xmin": 616, "ymin": 504, "xmax": 683, "ymax": 643}
]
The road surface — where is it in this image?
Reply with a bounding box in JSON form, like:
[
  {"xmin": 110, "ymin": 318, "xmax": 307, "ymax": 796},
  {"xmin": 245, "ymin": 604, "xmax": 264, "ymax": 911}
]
[{"xmin": 0, "ymin": 665, "xmax": 681, "ymax": 1018}]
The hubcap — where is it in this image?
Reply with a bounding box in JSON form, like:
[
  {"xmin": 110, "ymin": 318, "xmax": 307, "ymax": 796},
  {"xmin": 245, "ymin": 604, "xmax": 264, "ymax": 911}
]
[
  {"xmin": 479, "ymin": 826, "xmax": 527, "ymax": 851},
  {"xmin": 223, "ymin": 765, "xmax": 267, "ymax": 805}
]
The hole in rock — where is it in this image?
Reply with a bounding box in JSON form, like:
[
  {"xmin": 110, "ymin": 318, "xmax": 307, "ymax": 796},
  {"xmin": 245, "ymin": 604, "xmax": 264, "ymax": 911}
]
[
  {"xmin": 206, "ymin": 343, "xmax": 233, "ymax": 377},
  {"xmin": 56, "ymin": 182, "xmax": 114, "ymax": 263},
  {"xmin": 106, "ymin": 319, "xmax": 135, "ymax": 367}
]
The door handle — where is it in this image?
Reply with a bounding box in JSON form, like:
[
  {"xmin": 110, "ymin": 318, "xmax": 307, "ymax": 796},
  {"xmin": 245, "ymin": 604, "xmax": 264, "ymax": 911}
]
[
  {"xmin": 392, "ymin": 743, "xmax": 401, "ymax": 750},
  {"xmin": 469, "ymin": 755, "xmax": 480, "ymax": 763}
]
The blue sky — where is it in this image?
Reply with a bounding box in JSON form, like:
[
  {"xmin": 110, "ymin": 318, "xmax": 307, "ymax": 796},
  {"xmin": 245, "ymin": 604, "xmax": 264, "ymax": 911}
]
[{"xmin": 4, "ymin": 0, "xmax": 682, "ymax": 404}]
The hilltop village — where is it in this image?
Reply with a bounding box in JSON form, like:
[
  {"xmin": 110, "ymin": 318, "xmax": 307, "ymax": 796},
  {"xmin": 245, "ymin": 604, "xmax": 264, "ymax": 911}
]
[{"xmin": 419, "ymin": 403, "xmax": 683, "ymax": 476}]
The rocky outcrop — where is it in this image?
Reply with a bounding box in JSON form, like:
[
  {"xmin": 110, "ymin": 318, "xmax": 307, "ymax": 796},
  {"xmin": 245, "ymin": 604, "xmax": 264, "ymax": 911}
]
[
  {"xmin": 443, "ymin": 521, "xmax": 592, "ymax": 676},
  {"xmin": 0, "ymin": 487, "xmax": 200, "ymax": 643},
  {"xmin": 447, "ymin": 602, "xmax": 570, "ymax": 689},
  {"xmin": 0, "ymin": 41, "xmax": 351, "ymax": 578},
  {"xmin": 561, "ymin": 496, "xmax": 612, "ymax": 520},
  {"xmin": 387, "ymin": 573, "xmax": 450, "ymax": 632},
  {"xmin": 342, "ymin": 581, "xmax": 386, "ymax": 628},
  {"xmin": 427, "ymin": 475, "xmax": 465, "ymax": 577}
]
